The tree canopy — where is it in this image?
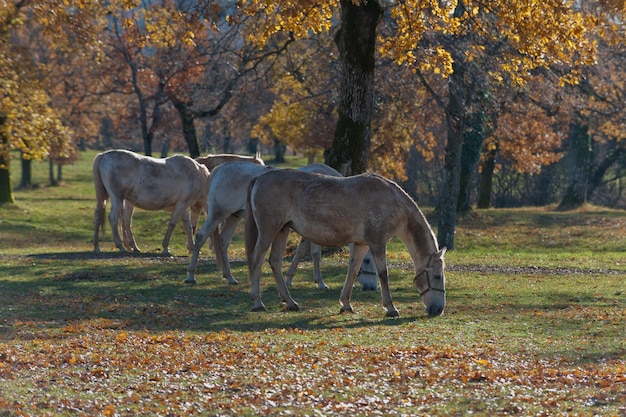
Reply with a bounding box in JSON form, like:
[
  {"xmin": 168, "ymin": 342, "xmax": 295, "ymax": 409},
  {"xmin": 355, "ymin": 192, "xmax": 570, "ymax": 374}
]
[{"xmin": 1, "ymin": 0, "xmax": 623, "ymax": 216}]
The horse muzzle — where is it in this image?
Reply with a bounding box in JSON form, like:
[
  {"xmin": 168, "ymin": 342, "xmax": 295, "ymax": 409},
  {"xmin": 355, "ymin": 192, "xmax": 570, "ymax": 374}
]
[{"xmin": 426, "ymin": 303, "xmax": 445, "ymax": 317}]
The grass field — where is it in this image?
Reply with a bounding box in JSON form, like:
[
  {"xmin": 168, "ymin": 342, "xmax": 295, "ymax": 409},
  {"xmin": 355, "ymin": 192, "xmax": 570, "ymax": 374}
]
[{"xmin": 1, "ymin": 150, "xmax": 624, "ymax": 416}]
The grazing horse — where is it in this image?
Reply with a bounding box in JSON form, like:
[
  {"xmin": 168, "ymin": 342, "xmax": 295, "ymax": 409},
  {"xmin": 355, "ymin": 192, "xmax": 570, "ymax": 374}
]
[
  {"xmin": 245, "ymin": 169, "xmax": 446, "ymax": 317},
  {"xmin": 184, "ymin": 162, "xmax": 373, "ymax": 288},
  {"xmin": 93, "ymin": 149, "xmax": 210, "ymax": 256}
]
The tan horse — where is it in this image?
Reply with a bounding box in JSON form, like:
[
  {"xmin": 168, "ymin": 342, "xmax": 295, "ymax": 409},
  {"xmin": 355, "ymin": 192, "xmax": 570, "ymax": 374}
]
[
  {"xmin": 245, "ymin": 169, "xmax": 446, "ymax": 317},
  {"xmin": 184, "ymin": 162, "xmax": 373, "ymax": 288},
  {"xmin": 93, "ymin": 149, "xmax": 210, "ymax": 256}
]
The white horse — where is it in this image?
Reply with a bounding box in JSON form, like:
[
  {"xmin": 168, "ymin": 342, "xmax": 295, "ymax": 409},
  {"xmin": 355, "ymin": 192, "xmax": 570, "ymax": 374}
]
[
  {"xmin": 184, "ymin": 162, "xmax": 376, "ymax": 289},
  {"xmin": 195, "ymin": 152, "xmax": 264, "ymax": 171},
  {"xmin": 246, "ymin": 169, "xmax": 446, "ymax": 317},
  {"xmin": 93, "ymin": 149, "xmax": 210, "ymax": 256}
]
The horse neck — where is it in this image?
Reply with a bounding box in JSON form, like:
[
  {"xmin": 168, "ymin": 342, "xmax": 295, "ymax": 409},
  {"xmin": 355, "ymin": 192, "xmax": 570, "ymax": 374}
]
[{"xmin": 401, "ymin": 209, "xmax": 439, "ymax": 272}]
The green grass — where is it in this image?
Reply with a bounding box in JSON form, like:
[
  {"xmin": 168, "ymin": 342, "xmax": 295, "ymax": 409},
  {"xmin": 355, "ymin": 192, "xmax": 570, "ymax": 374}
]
[{"xmin": 0, "ymin": 150, "xmax": 624, "ymax": 416}]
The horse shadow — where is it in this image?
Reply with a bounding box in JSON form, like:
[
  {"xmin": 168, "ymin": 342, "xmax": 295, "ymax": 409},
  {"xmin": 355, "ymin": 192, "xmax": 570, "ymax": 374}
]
[{"xmin": 1, "ymin": 253, "xmax": 426, "ymax": 341}]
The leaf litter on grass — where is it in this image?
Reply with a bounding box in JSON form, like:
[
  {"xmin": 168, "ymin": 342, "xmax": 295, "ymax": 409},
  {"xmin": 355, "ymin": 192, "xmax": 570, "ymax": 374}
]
[{"xmin": 1, "ymin": 322, "xmax": 624, "ymax": 416}]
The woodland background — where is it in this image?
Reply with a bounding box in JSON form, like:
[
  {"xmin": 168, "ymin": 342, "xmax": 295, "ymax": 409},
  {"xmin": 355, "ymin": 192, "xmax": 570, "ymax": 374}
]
[{"xmin": 1, "ymin": 1, "xmax": 625, "ymax": 240}]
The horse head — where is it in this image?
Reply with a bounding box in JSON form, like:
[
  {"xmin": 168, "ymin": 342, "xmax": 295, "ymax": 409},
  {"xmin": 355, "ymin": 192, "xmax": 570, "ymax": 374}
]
[{"xmin": 413, "ymin": 247, "xmax": 446, "ymax": 317}]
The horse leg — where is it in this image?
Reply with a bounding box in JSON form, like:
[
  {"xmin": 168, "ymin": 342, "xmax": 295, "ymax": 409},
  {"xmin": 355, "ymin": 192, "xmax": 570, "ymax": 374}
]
[
  {"xmin": 247, "ymin": 226, "xmax": 276, "ymax": 313},
  {"xmin": 121, "ymin": 202, "xmax": 140, "ymax": 252},
  {"xmin": 93, "ymin": 201, "xmax": 105, "ymax": 253},
  {"xmin": 268, "ymin": 228, "xmax": 299, "ymax": 311},
  {"xmin": 248, "ymin": 238, "xmax": 270, "ymax": 312},
  {"xmin": 310, "ymin": 242, "xmax": 329, "ymax": 290},
  {"xmin": 215, "ymin": 215, "xmax": 241, "ymax": 285},
  {"xmin": 181, "ymin": 211, "xmax": 195, "ymax": 254},
  {"xmin": 185, "ymin": 215, "xmax": 222, "ymax": 284},
  {"xmin": 339, "ymin": 244, "xmax": 369, "ymax": 314},
  {"xmin": 161, "ymin": 205, "xmax": 186, "ymax": 256},
  {"xmin": 284, "ymin": 237, "xmax": 309, "ymax": 287},
  {"xmin": 189, "ymin": 203, "xmax": 204, "ymax": 237},
  {"xmin": 369, "ymin": 244, "xmax": 398, "ymax": 317},
  {"xmin": 108, "ymin": 198, "xmax": 126, "ymax": 252}
]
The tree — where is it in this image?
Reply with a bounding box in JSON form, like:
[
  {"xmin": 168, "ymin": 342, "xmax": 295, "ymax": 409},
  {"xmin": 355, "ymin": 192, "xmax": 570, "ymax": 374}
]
[
  {"xmin": 381, "ymin": 0, "xmax": 596, "ymax": 249},
  {"xmin": 0, "ymin": 0, "xmax": 104, "ymax": 203},
  {"xmin": 326, "ymin": 0, "xmax": 383, "ymax": 175},
  {"xmin": 557, "ymin": 2, "xmax": 626, "ymax": 209},
  {"xmin": 239, "ymin": 0, "xmax": 599, "ymax": 249},
  {"xmin": 239, "ymin": 0, "xmax": 381, "ymax": 175}
]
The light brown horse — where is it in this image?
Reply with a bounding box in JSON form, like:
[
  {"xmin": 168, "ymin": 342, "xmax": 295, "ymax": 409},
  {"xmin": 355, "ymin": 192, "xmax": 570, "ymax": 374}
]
[
  {"xmin": 245, "ymin": 169, "xmax": 446, "ymax": 317},
  {"xmin": 93, "ymin": 149, "xmax": 210, "ymax": 255}
]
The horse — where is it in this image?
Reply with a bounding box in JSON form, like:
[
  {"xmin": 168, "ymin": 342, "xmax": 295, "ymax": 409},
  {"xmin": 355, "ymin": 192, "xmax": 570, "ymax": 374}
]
[
  {"xmin": 93, "ymin": 149, "xmax": 210, "ymax": 256},
  {"xmin": 245, "ymin": 169, "xmax": 446, "ymax": 317},
  {"xmin": 191, "ymin": 152, "xmax": 264, "ymax": 228},
  {"xmin": 184, "ymin": 162, "xmax": 375, "ymax": 289},
  {"xmin": 195, "ymin": 152, "xmax": 264, "ymax": 171}
]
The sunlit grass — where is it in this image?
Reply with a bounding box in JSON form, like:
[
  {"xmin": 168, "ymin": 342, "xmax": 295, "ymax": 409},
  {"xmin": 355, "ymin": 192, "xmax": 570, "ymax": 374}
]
[{"xmin": 0, "ymin": 150, "xmax": 624, "ymax": 416}]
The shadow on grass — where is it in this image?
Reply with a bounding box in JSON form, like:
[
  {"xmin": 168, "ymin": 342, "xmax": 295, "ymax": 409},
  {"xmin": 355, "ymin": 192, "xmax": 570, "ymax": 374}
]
[{"xmin": 0, "ymin": 254, "xmax": 430, "ymax": 340}]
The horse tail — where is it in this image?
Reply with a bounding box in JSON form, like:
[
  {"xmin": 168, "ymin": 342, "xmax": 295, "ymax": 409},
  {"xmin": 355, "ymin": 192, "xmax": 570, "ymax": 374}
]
[
  {"xmin": 92, "ymin": 153, "xmax": 108, "ymax": 236},
  {"xmin": 244, "ymin": 177, "xmax": 259, "ymax": 263}
]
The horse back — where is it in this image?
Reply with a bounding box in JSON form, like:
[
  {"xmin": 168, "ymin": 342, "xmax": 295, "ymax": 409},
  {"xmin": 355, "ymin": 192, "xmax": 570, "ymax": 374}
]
[
  {"xmin": 97, "ymin": 150, "xmax": 209, "ymax": 211},
  {"xmin": 196, "ymin": 153, "xmax": 265, "ymax": 172},
  {"xmin": 251, "ymin": 169, "xmax": 408, "ymax": 247}
]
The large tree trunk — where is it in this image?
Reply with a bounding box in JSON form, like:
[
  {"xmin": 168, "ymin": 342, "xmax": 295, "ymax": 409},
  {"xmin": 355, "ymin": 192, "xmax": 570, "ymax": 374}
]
[
  {"xmin": 457, "ymin": 110, "xmax": 485, "ymax": 213},
  {"xmin": 0, "ymin": 118, "xmax": 14, "ymax": 203},
  {"xmin": 0, "ymin": 150, "xmax": 13, "ymax": 203},
  {"xmin": 326, "ymin": 0, "xmax": 383, "ymax": 176},
  {"xmin": 18, "ymin": 155, "xmax": 32, "ymax": 189},
  {"xmin": 0, "ymin": 166, "xmax": 13, "ymax": 203},
  {"xmin": 170, "ymin": 97, "xmax": 201, "ymax": 159},
  {"xmin": 558, "ymin": 122, "xmax": 591, "ymax": 210},
  {"xmin": 437, "ymin": 61, "xmax": 466, "ymax": 250},
  {"xmin": 49, "ymin": 159, "xmax": 58, "ymax": 186},
  {"xmin": 273, "ymin": 138, "xmax": 286, "ymax": 163}
]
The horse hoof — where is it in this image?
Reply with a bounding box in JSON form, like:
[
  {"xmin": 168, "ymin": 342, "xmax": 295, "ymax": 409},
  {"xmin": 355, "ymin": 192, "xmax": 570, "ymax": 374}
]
[
  {"xmin": 184, "ymin": 278, "xmax": 197, "ymax": 284},
  {"xmin": 385, "ymin": 309, "xmax": 400, "ymax": 318},
  {"xmin": 317, "ymin": 283, "xmax": 330, "ymax": 291},
  {"xmin": 340, "ymin": 306, "xmax": 354, "ymax": 314},
  {"xmin": 251, "ymin": 305, "xmax": 266, "ymax": 312},
  {"xmin": 285, "ymin": 303, "xmax": 300, "ymax": 312},
  {"xmin": 226, "ymin": 278, "xmax": 239, "ymax": 285}
]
